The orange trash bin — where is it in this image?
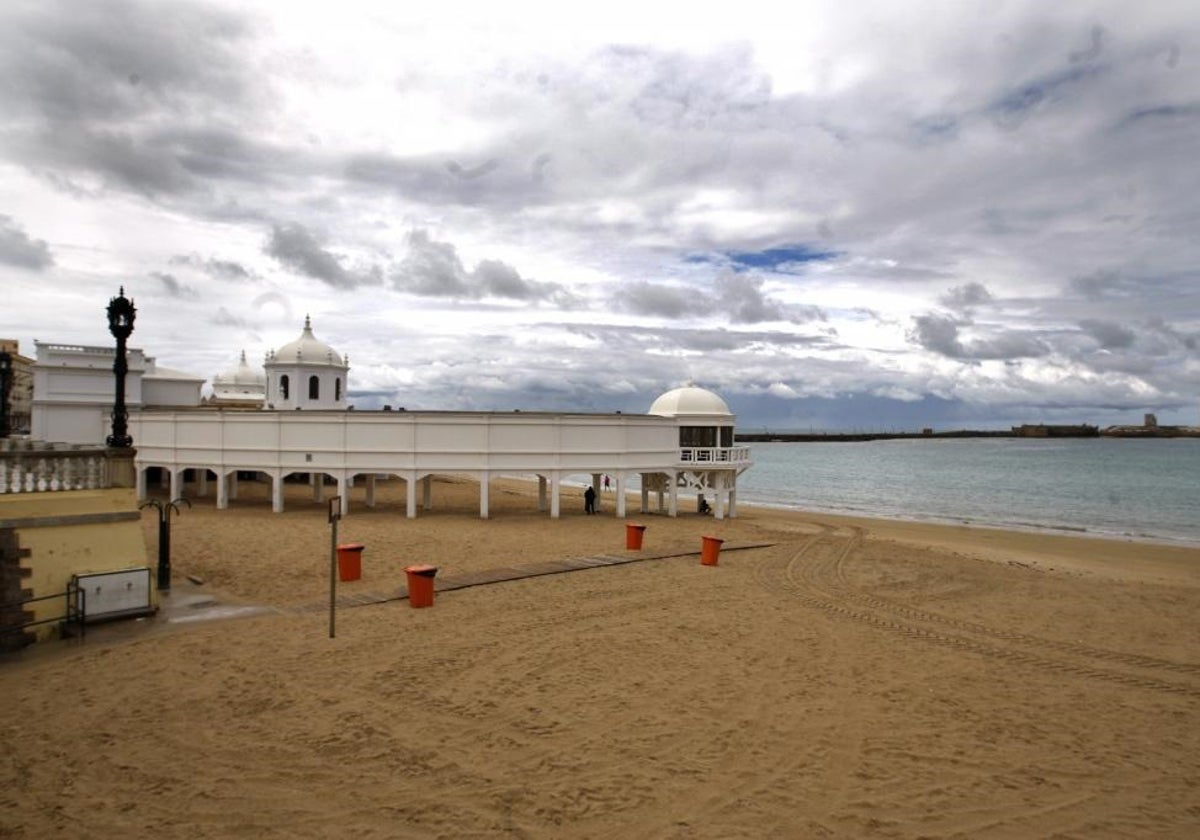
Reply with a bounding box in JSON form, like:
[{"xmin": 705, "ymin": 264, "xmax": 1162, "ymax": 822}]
[
  {"xmin": 625, "ymin": 523, "xmax": 647, "ymax": 550},
  {"xmin": 404, "ymin": 564, "xmax": 438, "ymax": 608},
  {"xmin": 700, "ymin": 536, "xmax": 723, "ymax": 566},
  {"xmin": 336, "ymin": 543, "xmax": 365, "ymax": 581}
]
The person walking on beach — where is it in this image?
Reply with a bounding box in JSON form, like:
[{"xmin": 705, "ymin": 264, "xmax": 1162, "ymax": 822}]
[
  {"xmin": 584, "ymin": 485, "xmax": 596, "ymax": 515},
  {"xmin": 603, "ymin": 474, "xmax": 610, "ymax": 492}
]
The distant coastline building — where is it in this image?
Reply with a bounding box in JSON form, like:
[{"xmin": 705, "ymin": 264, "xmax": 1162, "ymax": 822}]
[{"xmin": 26, "ymin": 319, "xmax": 753, "ymax": 520}]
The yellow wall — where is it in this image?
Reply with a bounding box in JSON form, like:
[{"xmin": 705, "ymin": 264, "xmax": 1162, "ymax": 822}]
[{"xmin": 1, "ymin": 488, "xmax": 153, "ymax": 641}]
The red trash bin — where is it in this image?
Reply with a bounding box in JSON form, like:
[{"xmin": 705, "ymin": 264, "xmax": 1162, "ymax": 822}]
[
  {"xmin": 337, "ymin": 543, "xmax": 365, "ymax": 581},
  {"xmin": 404, "ymin": 564, "xmax": 438, "ymax": 608},
  {"xmin": 625, "ymin": 523, "xmax": 647, "ymax": 550},
  {"xmin": 700, "ymin": 536, "xmax": 723, "ymax": 566}
]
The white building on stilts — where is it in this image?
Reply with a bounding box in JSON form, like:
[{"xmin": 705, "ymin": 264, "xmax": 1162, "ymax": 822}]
[{"xmin": 30, "ymin": 319, "xmax": 753, "ymax": 519}]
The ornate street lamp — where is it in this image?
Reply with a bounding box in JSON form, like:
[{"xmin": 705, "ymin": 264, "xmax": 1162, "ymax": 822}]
[
  {"xmin": 106, "ymin": 287, "xmax": 136, "ymax": 448},
  {"xmin": 0, "ymin": 349, "xmax": 11, "ymax": 438}
]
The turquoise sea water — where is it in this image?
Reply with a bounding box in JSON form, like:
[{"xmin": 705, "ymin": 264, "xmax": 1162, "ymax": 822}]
[{"xmin": 736, "ymin": 438, "xmax": 1200, "ymax": 546}]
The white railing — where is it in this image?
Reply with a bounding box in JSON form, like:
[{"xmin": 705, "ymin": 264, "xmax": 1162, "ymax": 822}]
[
  {"xmin": 0, "ymin": 441, "xmax": 111, "ymax": 493},
  {"xmin": 679, "ymin": 446, "xmax": 751, "ymax": 465}
]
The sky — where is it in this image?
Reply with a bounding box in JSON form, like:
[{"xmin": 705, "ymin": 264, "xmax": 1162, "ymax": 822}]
[{"xmin": 2, "ymin": 0, "xmax": 1198, "ymax": 431}]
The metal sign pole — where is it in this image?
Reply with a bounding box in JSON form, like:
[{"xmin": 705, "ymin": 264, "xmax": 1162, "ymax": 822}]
[{"xmin": 328, "ymin": 496, "xmax": 341, "ymax": 639}]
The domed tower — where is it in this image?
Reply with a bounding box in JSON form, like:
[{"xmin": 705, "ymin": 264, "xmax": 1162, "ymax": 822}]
[
  {"xmin": 649, "ymin": 383, "xmax": 735, "ymax": 452},
  {"xmin": 263, "ymin": 316, "xmax": 349, "ymax": 410},
  {"xmin": 208, "ymin": 350, "xmax": 267, "ymax": 408},
  {"xmin": 647, "ymin": 383, "xmax": 747, "ymax": 519}
]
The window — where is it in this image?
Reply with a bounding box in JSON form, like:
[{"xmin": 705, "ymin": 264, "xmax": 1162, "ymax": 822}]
[
  {"xmin": 280, "ymin": 375, "xmax": 289, "ymax": 400},
  {"xmin": 309, "ymin": 375, "xmax": 320, "ymax": 400},
  {"xmin": 335, "ymin": 377, "xmax": 341, "ymax": 401},
  {"xmin": 679, "ymin": 426, "xmax": 717, "ymax": 447}
]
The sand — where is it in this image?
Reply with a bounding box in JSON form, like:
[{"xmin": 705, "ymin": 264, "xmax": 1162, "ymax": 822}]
[{"xmin": 2, "ymin": 476, "xmax": 1200, "ymax": 839}]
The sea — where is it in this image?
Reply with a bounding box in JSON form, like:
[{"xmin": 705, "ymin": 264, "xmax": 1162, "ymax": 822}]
[{"xmin": 735, "ymin": 438, "xmax": 1200, "ymax": 546}]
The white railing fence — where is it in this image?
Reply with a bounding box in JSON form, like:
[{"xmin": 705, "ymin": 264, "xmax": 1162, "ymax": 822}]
[{"xmin": 0, "ymin": 441, "xmax": 111, "ymax": 493}]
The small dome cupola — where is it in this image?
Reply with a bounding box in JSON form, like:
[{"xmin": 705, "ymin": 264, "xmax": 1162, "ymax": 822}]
[
  {"xmin": 263, "ymin": 316, "xmax": 350, "ymax": 410},
  {"xmin": 650, "ymin": 383, "xmax": 736, "ymax": 452},
  {"xmin": 210, "ymin": 350, "xmax": 267, "ymax": 406},
  {"xmin": 648, "ymin": 383, "xmax": 732, "ymax": 418}
]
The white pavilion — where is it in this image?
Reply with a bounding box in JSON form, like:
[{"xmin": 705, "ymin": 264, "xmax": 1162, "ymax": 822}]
[{"xmin": 31, "ymin": 319, "xmax": 753, "ymax": 519}]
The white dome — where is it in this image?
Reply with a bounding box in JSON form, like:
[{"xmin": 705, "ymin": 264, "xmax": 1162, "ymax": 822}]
[
  {"xmin": 267, "ymin": 316, "xmax": 344, "ymax": 367},
  {"xmin": 213, "ymin": 351, "xmax": 266, "ymax": 388},
  {"xmin": 649, "ymin": 385, "xmax": 732, "ymax": 417}
]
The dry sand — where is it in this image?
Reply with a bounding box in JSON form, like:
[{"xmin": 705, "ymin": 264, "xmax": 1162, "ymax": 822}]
[{"xmin": 3, "ymin": 476, "xmax": 1200, "ymax": 839}]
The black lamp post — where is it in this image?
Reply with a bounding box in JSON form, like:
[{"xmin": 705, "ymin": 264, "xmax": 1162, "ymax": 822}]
[
  {"xmin": 0, "ymin": 350, "xmax": 11, "ymax": 438},
  {"xmin": 140, "ymin": 497, "xmax": 190, "ymax": 592},
  {"xmin": 106, "ymin": 287, "xmax": 136, "ymax": 448}
]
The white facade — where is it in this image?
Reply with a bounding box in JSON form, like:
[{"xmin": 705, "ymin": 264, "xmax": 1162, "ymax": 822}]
[
  {"xmin": 31, "ymin": 342, "xmax": 203, "ymax": 444},
  {"xmin": 30, "ymin": 326, "xmax": 752, "ymax": 520},
  {"xmin": 130, "ymin": 404, "xmax": 751, "ymax": 519}
]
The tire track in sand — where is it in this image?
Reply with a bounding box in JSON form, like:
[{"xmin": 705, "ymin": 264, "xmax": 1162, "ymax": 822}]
[{"xmin": 781, "ymin": 525, "xmax": 1200, "ymax": 700}]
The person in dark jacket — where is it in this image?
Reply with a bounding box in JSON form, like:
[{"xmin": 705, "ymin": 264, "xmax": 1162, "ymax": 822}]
[{"xmin": 584, "ymin": 485, "xmax": 596, "ymax": 514}]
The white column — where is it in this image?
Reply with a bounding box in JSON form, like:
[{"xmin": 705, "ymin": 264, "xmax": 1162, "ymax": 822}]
[
  {"xmin": 365, "ymin": 474, "xmax": 376, "ymax": 508},
  {"xmin": 311, "ymin": 472, "xmax": 324, "ymax": 502},
  {"xmin": 591, "ymin": 473, "xmax": 602, "ymax": 515},
  {"xmin": 271, "ymin": 472, "xmax": 283, "ymax": 513},
  {"xmin": 197, "ymin": 469, "xmax": 208, "ymax": 497},
  {"xmin": 668, "ymin": 472, "xmax": 678, "ymax": 518},
  {"xmin": 479, "ymin": 471, "xmax": 490, "ymax": 519},
  {"xmin": 714, "ymin": 473, "xmax": 727, "ymax": 521},
  {"xmin": 229, "ymin": 472, "xmax": 239, "ymax": 501},
  {"xmin": 169, "ymin": 468, "xmax": 182, "ymax": 502},
  {"xmin": 538, "ymin": 475, "xmax": 547, "ymax": 512},
  {"xmin": 729, "ymin": 481, "xmax": 738, "ymax": 518},
  {"xmin": 616, "ymin": 474, "xmax": 627, "ymax": 518},
  {"xmin": 337, "ymin": 474, "xmax": 350, "ymax": 516},
  {"xmin": 216, "ymin": 471, "xmax": 229, "ymax": 510},
  {"xmin": 406, "ymin": 472, "xmax": 418, "ymax": 519},
  {"xmin": 135, "ymin": 467, "xmax": 147, "ymax": 501},
  {"xmin": 422, "ymin": 474, "xmax": 433, "ymax": 510},
  {"xmin": 550, "ymin": 472, "xmax": 561, "ymax": 519},
  {"xmin": 640, "ymin": 474, "xmax": 649, "ymax": 514}
]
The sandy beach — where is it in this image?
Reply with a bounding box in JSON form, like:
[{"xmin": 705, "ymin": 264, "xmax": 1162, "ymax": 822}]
[{"xmin": 3, "ymin": 476, "xmax": 1200, "ymax": 839}]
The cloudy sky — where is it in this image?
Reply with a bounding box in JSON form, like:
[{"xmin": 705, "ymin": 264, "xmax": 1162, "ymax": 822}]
[{"xmin": 2, "ymin": 0, "xmax": 1198, "ymax": 430}]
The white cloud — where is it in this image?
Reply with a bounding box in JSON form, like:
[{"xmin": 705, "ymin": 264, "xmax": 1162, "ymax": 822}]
[{"xmin": 3, "ymin": 0, "xmax": 1199, "ymax": 427}]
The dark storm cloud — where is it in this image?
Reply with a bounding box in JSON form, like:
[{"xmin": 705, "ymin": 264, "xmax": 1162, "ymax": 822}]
[
  {"xmin": 0, "ymin": 0, "xmax": 253, "ymax": 123},
  {"xmin": 0, "ymin": 215, "xmax": 54, "ymax": 269},
  {"xmin": 150, "ymin": 271, "xmax": 197, "ymax": 299},
  {"xmin": 391, "ymin": 230, "xmax": 568, "ymax": 303},
  {"xmin": 617, "ymin": 281, "xmax": 709, "ymax": 320},
  {"xmin": 564, "ymin": 322, "xmax": 834, "ymax": 355},
  {"xmin": 1079, "ymin": 319, "xmax": 1135, "ymax": 350},
  {"xmin": 266, "ymin": 222, "xmax": 371, "ymax": 289},
  {"xmin": 344, "ymin": 152, "xmax": 549, "ymax": 209},
  {"xmin": 908, "ymin": 314, "xmax": 1050, "ymax": 360},
  {"xmin": 615, "ymin": 273, "xmax": 820, "ymax": 325},
  {"xmin": 1069, "ymin": 269, "xmax": 1124, "ymax": 300},
  {"xmin": 169, "ymin": 253, "xmax": 254, "ymax": 281},
  {"xmin": 0, "ymin": 0, "xmax": 266, "ymax": 197},
  {"xmin": 211, "ymin": 307, "xmax": 254, "ymax": 329},
  {"xmin": 940, "ymin": 282, "xmax": 993, "ymax": 310}
]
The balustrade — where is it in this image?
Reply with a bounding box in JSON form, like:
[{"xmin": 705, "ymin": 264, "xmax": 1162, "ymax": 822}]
[
  {"xmin": 0, "ymin": 441, "xmax": 111, "ymax": 493},
  {"xmin": 679, "ymin": 446, "xmax": 751, "ymax": 464}
]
